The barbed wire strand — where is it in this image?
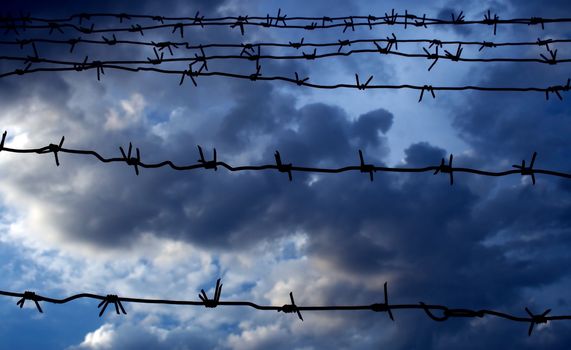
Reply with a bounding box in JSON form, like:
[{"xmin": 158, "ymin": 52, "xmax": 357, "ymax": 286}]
[
  {"xmin": 2, "ymin": 281, "xmax": 563, "ymax": 336},
  {"xmin": 0, "ymin": 134, "xmax": 566, "ymax": 185},
  {"xmin": 1, "ymin": 64, "xmax": 569, "ymax": 101},
  {"xmin": 0, "ymin": 36, "xmax": 566, "ymax": 54},
  {"xmin": 0, "ymin": 43, "xmax": 568, "ymax": 68},
  {"xmin": 0, "ymin": 10, "xmax": 568, "ymax": 35}
]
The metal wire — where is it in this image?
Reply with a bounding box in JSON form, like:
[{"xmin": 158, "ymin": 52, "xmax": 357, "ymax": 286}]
[
  {"xmin": 1, "ymin": 36, "xmax": 568, "ymax": 52},
  {"xmin": 0, "ymin": 10, "xmax": 568, "ymax": 35},
  {"xmin": 2, "ymin": 281, "xmax": 563, "ymax": 336},
  {"xmin": 0, "ymin": 134, "xmax": 564, "ymax": 185}
]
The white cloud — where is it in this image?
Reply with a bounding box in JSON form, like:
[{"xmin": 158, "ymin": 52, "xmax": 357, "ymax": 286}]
[
  {"xmin": 104, "ymin": 93, "xmax": 146, "ymax": 131},
  {"xmin": 73, "ymin": 324, "xmax": 115, "ymax": 350}
]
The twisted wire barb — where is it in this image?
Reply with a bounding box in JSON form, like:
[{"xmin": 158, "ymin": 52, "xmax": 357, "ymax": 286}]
[
  {"xmin": 0, "ymin": 135, "xmax": 567, "ymax": 184},
  {"xmin": 1, "ymin": 281, "xmax": 565, "ymax": 336},
  {"xmin": 2, "ymin": 11, "xmax": 571, "ymax": 35}
]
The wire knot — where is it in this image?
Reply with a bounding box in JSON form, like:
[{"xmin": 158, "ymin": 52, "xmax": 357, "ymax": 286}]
[
  {"xmin": 540, "ymin": 48, "xmax": 558, "ymax": 65},
  {"xmin": 419, "ymin": 302, "xmax": 449, "ymax": 321},
  {"xmin": 279, "ymin": 292, "xmax": 303, "ymax": 321},
  {"xmin": 367, "ymin": 14, "xmax": 378, "ymax": 29},
  {"xmin": 78, "ymin": 23, "xmax": 94, "ymax": 34},
  {"xmin": 529, "ymin": 17, "xmax": 545, "ymax": 30},
  {"xmin": 419, "ymin": 85, "xmax": 436, "ymax": 102},
  {"xmin": 422, "ymin": 46, "xmax": 439, "ymax": 71},
  {"xmin": 98, "ymin": 294, "xmax": 127, "ymax": 317},
  {"xmin": 172, "ymin": 23, "xmax": 184, "ymax": 38},
  {"xmin": 483, "ymin": 10, "xmax": 500, "ymax": 35},
  {"xmin": 274, "ymin": 151, "xmax": 292, "ymax": 181},
  {"xmin": 355, "ymin": 74, "xmax": 373, "ymax": 91},
  {"xmin": 17, "ymin": 291, "xmax": 43, "ymax": 313},
  {"xmin": 383, "ymin": 9, "xmax": 398, "ymax": 25},
  {"xmin": 536, "ymin": 38, "xmax": 552, "ymax": 50},
  {"xmin": 512, "ymin": 152, "xmax": 537, "ymax": 185},
  {"xmin": 147, "ymin": 47, "xmax": 164, "ymax": 65},
  {"xmin": 545, "ymin": 79, "xmax": 570, "ymax": 100},
  {"xmin": 153, "ymin": 41, "xmax": 178, "ymax": 56},
  {"xmin": 525, "ymin": 307, "xmax": 551, "ymax": 336},
  {"xmin": 302, "ymin": 48, "xmax": 317, "ymax": 60},
  {"xmin": 451, "ymin": 11, "xmax": 465, "ymax": 24},
  {"xmin": 444, "ymin": 44, "xmax": 463, "ymax": 62},
  {"xmin": 198, "ymin": 278, "xmax": 223, "ymax": 308},
  {"xmin": 102, "ymin": 34, "xmax": 118, "ymax": 46},
  {"xmin": 337, "ymin": 39, "xmax": 351, "ymax": 53},
  {"xmin": 193, "ymin": 11, "xmax": 205, "ymax": 28},
  {"xmin": 116, "ymin": 13, "xmax": 131, "ymax": 23},
  {"xmin": 358, "ymin": 150, "xmax": 375, "ymax": 181},
  {"xmin": 48, "ymin": 22, "xmax": 64, "ymax": 35},
  {"xmin": 479, "ymin": 41, "xmax": 497, "ymax": 51},
  {"xmin": 37, "ymin": 136, "xmax": 65, "ymax": 166},
  {"xmin": 128, "ymin": 24, "xmax": 144, "ymax": 36},
  {"xmin": 343, "ymin": 17, "xmax": 355, "ymax": 33},
  {"xmin": 414, "ymin": 13, "xmax": 427, "ymax": 28},
  {"xmin": 119, "ymin": 142, "xmax": 141, "ymax": 175},
  {"xmin": 289, "ymin": 37, "xmax": 304, "ymax": 49},
  {"xmin": 231, "ymin": 15, "xmax": 248, "ymax": 35},
  {"xmin": 370, "ymin": 282, "xmax": 394, "ymax": 320},
  {"xmin": 275, "ymin": 9, "xmax": 287, "ymax": 26},
  {"xmin": 197, "ymin": 145, "xmax": 218, "ymax": 171},
  {"xmin": 433, "ymin": 154, "xmax": 454, "ymax": 185},
  {"xmin": 294, "ymin": 72, "xmax": 309, "ymax": 86}
]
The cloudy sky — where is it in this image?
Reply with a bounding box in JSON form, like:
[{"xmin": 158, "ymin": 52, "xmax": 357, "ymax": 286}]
[{"xmin": 1, "ymin": 0, "xmax": 571, "ymax": 349}]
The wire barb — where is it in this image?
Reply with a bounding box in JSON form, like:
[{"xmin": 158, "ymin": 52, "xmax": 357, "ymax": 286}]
[
  {"xmin": 274, "ymin": 150, "xmax": 292, "ymax": 181},
  {"xmin": 358, "ymin": 150, "xmax": 375, "ymax": 181},
  {"xmin": 434, "ymin": 154, "xmax": 454, "ymax": 185},
  {"xmin": 16, "ymin": 291, "xmax": 43, "ymax": 313},
  {"xmin": 97, "ymin": 294, "xmax": 127, "ymax": 317},
  {"xmin": 370, "ymin": 282, "xmax": 394, "ymax": 320},
  {"xmin": 483, "ymin": 10, "xmax": 500, "ymax": 35},
  {"xmin": 119, "ymin": 142, "xmax": 141, "ymax": 176},
  {"xmin": 525, "ymin": 307, "xmax": 551, "ymax": 336},
  {"xmin": 512, "ymin": 152, "xmax": 537, "ymax": 185},
  {"xmin": 37, "ymin": 136, "xmax": 65, "ymax": 166},
  {"xmin": 418, "ymin": 85, "xmax": 436, "ymax": 102},
  {"xmin": 198, "ymin": 278, "xmax": 223, "ymax": 308},
  {"xmin": 355, "ymin": 74, "xmax": 373, "ymax": 90},
  {"xmin": 279, "ymin": 292, "xmax": 303, "ymax": 321},
  {"xmin": 197, "ymin": 145, "xmax": 218, "ymax": 171}
]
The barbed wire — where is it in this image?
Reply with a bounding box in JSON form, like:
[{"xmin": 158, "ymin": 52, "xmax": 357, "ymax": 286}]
[
  {"xmin": 2, "ymin": 63, "xmax": 569, "ymax": 100},
  {"xmin": 0, "ymin": 10, "xmax": 569, "ymax": 35},
  {"xmin": 1, "ymin": 35, "xmax": 567, "ymax": 54},
  {"xmin": 0, "ymin": 133, "xmax": 566, "ymax": 184},
  {"xmin": 1, "ymin": 41, "xmax": 568, "ymax": 69},
  {"xmin": 2, "ymin": 281, "xmax": 564, "ymax": 336}
]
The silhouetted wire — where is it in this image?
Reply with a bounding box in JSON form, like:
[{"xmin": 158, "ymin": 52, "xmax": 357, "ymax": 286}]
[
  {"xmin": 1, "ymin": 45, "xmax": 569, "ymax": 67},
  {"xmin": 0, "ymin": 10, "xmax": 569, "ymax": 35},
  {"xmin": 1, "ymin": 281, "xmax": 561, "ymax": 336},
  {"xmin": 0, "ymin": 36, "xmax": 567, "ymax": 53},
  {"xmin": 0, "ymin": 134, "xmax": 564, "ymax": 185},
  {"xmin": 1, "ymin": 64, "xmax": 569, "ymax": 101}
]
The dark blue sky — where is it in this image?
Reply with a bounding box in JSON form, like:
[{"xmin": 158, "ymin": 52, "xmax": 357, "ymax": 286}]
[{"xmin": 1, "ymin": 0, "xmax": 571, "ymax": 349}]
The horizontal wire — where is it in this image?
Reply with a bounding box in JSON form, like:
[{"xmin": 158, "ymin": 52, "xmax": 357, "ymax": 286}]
[
  {"xmin": 1, "ymin": 36, "xmax": 567, "ymax": 52},
  {"xmin": 0, "ymin": 11, "xmax": 569, "ymax": 36},
  {"xmin": 1, "ymin": 47, "xmax": 568, "ymax": 67},
  {"xmin": 1, "ymin": 281, "xmax": 563, "ymax": 336},
  {"xmin": 1, "ymin": 64, "xmax": 569, "ymax": 101},
  {"xmin": 0, "ymin": 135, "xmax": 565, "ymax": 184}
]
